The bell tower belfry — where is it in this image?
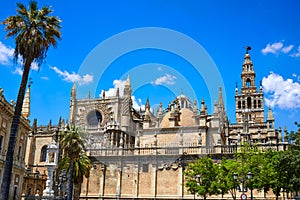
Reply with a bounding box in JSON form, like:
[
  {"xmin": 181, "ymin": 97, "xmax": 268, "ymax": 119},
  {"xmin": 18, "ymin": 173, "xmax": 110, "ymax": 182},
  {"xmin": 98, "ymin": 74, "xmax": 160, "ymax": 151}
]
[{"xmin": 235, "ymin": 46, "xmax": 264, "ymax": 123}]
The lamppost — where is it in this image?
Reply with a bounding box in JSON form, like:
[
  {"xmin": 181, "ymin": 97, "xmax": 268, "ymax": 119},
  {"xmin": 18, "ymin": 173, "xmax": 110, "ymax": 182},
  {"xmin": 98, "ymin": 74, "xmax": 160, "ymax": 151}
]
[
  {"xmin": 34, "ymin": 170, "xmax": 40, "ymax": 196},
  {"xmin": 194, "ymin": 174, "xmax": 201, "ymax": 200},
  {"xmin": 43, "ymin": 140, "xmax": 59, "ymax": 197},
  {"xmin": 25, "ymin": 168, "xmax": 31, "ymax": 196},
  {"xmin": 56, "ymin": 169, "xmax": 67, "ymax": 197},
  {"xmin": 234, "ymin": 171, "xmax": 253, "ymax": 200},
  {"xmin": 247, "ymin": 172, "xmax": 253, "ymax": 200}
]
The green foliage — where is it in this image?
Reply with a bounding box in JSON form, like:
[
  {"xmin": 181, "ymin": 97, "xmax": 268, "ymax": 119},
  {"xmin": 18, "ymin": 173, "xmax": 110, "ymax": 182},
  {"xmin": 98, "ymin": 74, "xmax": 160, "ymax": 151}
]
[
  {"xmin": 218, "ymin": 158, "xmax": 240, "ymax": 200},
  {"xmin": 184, "ymin": 141, "xmax": 300, "ymax": 199},
  {"xmin": 59, "ymin": 151, "xmax": 92, "ymax": 184},
  {"xmin": 185, "ymin": 157, "xmax": 220, "ymax": 199},
  {"xmin": 60, "ymin": 125, "xmax": 85, "ymax": 161},
  {"xmin": 1, "ymin": 1, "xmax": 61, "ymax": 65},
  {"xmin": 59, "ymin": 125, "xmax": 91, "ymax": 200}
]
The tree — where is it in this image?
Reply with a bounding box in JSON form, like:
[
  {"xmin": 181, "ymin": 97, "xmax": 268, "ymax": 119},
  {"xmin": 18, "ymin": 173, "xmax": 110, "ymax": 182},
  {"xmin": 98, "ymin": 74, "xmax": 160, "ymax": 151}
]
[
  {"xmin": 185, "ymin": 156, "xmax": 220, "ymax": 200},
  {"xmin": 269, "ymin": 150, "xmax": 291, "ymax": 200},
  {"xmin": 59, "ymin": 151, "xmax": 92, "ymax": 200},
  {"xmin": 218, "ymin": 158, "xmax": 240, "ymax": 200},
  {"xmin": 282, "ymin": 122, "xmax": 300, "ymax": 198},
  {"xmin": 60, "ymin": 125, "xmax": 86, "ymax": 200},
  {"xmin": 0, "ymin": 2, "xmax": 61, "ymax": 199}
]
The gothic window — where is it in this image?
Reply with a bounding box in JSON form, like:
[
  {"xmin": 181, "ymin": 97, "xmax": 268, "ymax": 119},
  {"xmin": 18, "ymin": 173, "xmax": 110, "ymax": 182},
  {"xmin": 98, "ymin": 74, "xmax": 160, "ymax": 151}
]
[
  {"xmin": 238, "ymin": 101, "xmax": 241, "ymax": 109},
  {"xmin": 0, "ymin": 135, "xmax": 3, "ymax": 152},
  {"xmin": 40, "ymin": 145, "xmax": 47, "ymax": 162},
  {"xmin": 87, "ymin": 110, "xmax": 102, "ymax": 126},
  {"xmin": 254, "ymin": 100, "xmax": 257, "ymax": 108},
  {"xmin": 258, "ymin": 100, "xmax": 261, "ymax": 108},
  {"xmin": 17, "ymin": 146, "xmax": 22, "ymax": 160},
  {"xmin": 246, "ymin": 78, "xmax": 251, "ymax": 87},
  {"xmin": 247, "ymin": 97, "xmax": 251, "ymax": 109}
]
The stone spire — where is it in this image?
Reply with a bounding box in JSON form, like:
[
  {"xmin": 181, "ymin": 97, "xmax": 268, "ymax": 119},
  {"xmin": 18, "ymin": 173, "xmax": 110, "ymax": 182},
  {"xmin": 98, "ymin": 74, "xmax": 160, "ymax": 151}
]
[
  {"xmin": 124, "ymin": 75, "xmax": 132, "ymax": 97},
  {"xmin": 69, "ymin": 82, "xmax": 77, "ymax": 125},
  {"xmin": 200, "ymin": 98, "xmax": 207, "ymax": 115},
  {"xmin": 143, "ymin": 98, "xmax": 151, "ymax": 129},
  {"xmin": 71, "ymin": 82, "xmax": 76, "ymax": 100},
  {"xmin": 22, "ymin": 86, "xmax": 31, "ymax": 118},
  {"xmin": 193, "ymin": 100, "xmax": 198, "ymax": 115},
  {"xmin": 267, "ymin": 107, "xmax": 274, "ymax": 121},
  {"xmin": 145, "ymin": 98, "xmax": 150, "ymax": 111},
  {"xmin": 213, "ymin": 100, "xmax": 218, "ymax": 114},
  {"xmin": 218, "ymin": 87, "xmax": 225, "ymax": 110}
]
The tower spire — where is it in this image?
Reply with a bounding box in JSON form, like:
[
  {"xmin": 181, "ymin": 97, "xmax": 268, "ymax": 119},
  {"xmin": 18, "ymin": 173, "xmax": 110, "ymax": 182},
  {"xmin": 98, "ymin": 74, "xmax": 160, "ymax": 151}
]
[
  {"xmin": 69, "ymin": 82, "xmax": 77, "ymax": 125},
  {"xmin": 145, "ymin": 98, "xmax": 150, "ymax": 110},
  {"xmin": 124, "ymin": 75, "xmax": 132, "ymax": 96},
  {"xmin": 218, "ymin": 87, "xmax": 224, "ymax": 108},
  {"xmin": 235, "ymin": 47, "xmax": 264, "ymax": 123},
  {"xmin": 71, "ymin": 82, "xmax": 76, "ymax": 100}
]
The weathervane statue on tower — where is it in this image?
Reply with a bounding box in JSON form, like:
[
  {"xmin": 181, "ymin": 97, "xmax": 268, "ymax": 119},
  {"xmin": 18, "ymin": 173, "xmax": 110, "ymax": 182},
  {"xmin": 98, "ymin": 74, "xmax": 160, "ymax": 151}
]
[{"xmin": 245, "ymin": 46, "xmax": 251, "ymax": 54}]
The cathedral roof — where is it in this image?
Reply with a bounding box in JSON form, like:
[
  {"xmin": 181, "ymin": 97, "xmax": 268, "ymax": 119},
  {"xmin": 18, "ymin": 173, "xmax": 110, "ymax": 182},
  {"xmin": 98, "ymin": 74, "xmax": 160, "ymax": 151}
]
[{"xmin": 159, "ymin": 108, "xmax": 194, "ymax": 128}]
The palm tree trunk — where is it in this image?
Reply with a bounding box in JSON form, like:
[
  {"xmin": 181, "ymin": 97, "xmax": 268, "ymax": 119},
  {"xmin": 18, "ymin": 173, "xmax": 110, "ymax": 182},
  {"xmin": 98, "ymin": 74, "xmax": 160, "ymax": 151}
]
[
  {"xmin": 0, "ymin": 60, "xmax": 31, "ymax": 200},
  {"xmin": 74, "ymin": 182, "xmax": 82, "ymax": 200},
  {"xmin": 67, "ymin": 161, "xmax": 74, "ymax": 200}
]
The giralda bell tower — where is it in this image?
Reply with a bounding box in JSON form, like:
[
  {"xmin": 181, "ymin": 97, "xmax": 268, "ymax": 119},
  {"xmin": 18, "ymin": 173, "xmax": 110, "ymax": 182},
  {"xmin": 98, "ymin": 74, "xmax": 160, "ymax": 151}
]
[{"xmin": 235, "ymin": 46, "xmax": 264, "ymax": 124}]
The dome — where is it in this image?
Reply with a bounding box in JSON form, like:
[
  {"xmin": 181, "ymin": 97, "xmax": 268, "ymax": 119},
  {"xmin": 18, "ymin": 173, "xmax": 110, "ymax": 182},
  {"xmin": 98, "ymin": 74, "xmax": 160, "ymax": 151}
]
[{"xmin": 159, "ymin": 108, "xmax": 195, "ymax": 128}]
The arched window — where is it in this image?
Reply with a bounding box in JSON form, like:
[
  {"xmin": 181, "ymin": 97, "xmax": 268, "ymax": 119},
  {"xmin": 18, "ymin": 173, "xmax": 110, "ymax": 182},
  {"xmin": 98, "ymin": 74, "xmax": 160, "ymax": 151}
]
[
  {"xmin": 258, "ymin": 100, "xmax": 261, "ymax": 108},
  {"xmin": 40, "ymin": 145, "xmax": 47, "ymax": 162},
  {"xmin": 254, "ymin": 100, "xmax": 257, "ymax": 108},
  {"xmin": 247, "ymin": 97, "xmax": 251, "ymax": 109},
  {"xmin": 87, "ymin": 110, "xmax": 102, "ymax": 126},
  {"xmin": 246, "ymin": 78, "xmax": 251, "ymax": 87},
  {"xmin": 0, "ymin": 135, "xmax": 3, "ymax": 152},
  {"xmin": 242, "ymin": 101, "xmax": 245, "ymax": 109},
  {"xmin": 17, "ymin": 146, "xmax": 22, "ymax": 160},
  {"xmin": 238, "ymin": 101, "xmax": 241, "ymax": 109}
]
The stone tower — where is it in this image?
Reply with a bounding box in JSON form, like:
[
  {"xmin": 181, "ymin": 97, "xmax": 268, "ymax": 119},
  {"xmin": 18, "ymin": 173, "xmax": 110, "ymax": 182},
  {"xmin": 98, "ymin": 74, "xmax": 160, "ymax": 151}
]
[{"xmin": 235, "ymin": 46, "xmax": 264, "ymax": 123}]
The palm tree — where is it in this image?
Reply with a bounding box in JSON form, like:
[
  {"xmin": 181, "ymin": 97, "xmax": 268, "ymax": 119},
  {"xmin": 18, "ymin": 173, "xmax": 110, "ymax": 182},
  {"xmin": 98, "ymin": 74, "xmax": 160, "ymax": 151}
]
[
  {"xmin": 60, "ymin": 126, "xmax": 86, "ymax": 200},
  {"xmin": 59, "ymin": 151, "xmax": 92, "ymax": 200},
  {"xmin": 0, "ymin": 1, "xmax": 61, "ymax": 199}
]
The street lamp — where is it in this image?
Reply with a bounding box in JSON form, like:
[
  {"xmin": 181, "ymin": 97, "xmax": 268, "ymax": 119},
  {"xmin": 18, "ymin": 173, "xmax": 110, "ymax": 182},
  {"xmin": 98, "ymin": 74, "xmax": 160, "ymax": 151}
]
[
  {"xmin": 194, "ymin": 174, "xmax": 201, "ymax": 200},
  {"xmin": 25, "ymin": 168, "xmax": 31, "ymax": 197},
  {"xmin": 247, "ymin": 172, "xmax": 253, "ymax": 200},
  {"xmin": 57, "ymin": 169, "xmax": 67, "ymax": 197},
  {"xmin": 34, "ymin": 170, "xmax": 40, "ymax": 196},
  {"xmin": 233, "ymin": 172, "xmax": 254, "ymax": 200}
]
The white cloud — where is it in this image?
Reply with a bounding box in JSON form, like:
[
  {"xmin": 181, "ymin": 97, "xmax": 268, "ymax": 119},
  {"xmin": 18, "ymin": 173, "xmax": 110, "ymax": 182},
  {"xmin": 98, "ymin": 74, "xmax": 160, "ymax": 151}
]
[
  {"xmin": 101, "ymin": 79, "xmax": 145, "ymax": 110},
  {"xmin": 30, "ymin": 62, "xmax": 39, "ymax": 71},
  {"xmin": 50, "ymin": 66, "xmax": 93, "ymax": 85},
  {"xmin": 290, "ymin": 45, "xmax": 300, "ymax": 58},
  {"xmin": 151, "ymin": 73, "xmax": 177, "ymax": 85},
  {"xmin": 261, "ymin": 41, "xmax": 294, "ymax": 55},
  {"xmin": 13, "ymin": 67, "xmax": 23, "ymax": 75},
  {"xmin": 262, "ymin": 72, "xmax": 300, "ymax": 109},
  {"xmin": 261, "ymin": 42, "xmax": 283, "ymax": 55},
  {"xmin": 282, "ymin": 45, "xmax": 294, "ymax": 53},
  {"xmin": 292, "ymin": 73, "xmax": 297, "ymax": 78},
  {"xmin": 0, "ymin": 41, "xmax": 14, "ymax": 65},
  {"xmin": 132, "ymin": 96, "xmax": 145, "ymax": 110},
  {"xmin": 101, "ymin": 79, "xmax": 126, "ymax": 97},
  {"xmin": 41, "ymin": 76, "xmax": 49, "ymax": 80}
]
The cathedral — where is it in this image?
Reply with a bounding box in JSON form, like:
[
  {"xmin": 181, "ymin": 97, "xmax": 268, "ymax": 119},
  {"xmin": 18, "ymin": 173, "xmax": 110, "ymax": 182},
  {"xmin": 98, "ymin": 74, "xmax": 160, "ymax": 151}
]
[{"xmin": 20, "ymin": 48, "xmax": 288, "ymax": 199}]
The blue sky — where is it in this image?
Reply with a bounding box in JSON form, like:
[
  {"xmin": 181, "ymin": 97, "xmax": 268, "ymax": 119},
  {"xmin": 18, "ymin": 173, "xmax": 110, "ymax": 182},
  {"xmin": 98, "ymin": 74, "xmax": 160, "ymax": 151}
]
[{"xmin": 0, "ymin": 0, "xmax": 300, "ymax": 132}]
